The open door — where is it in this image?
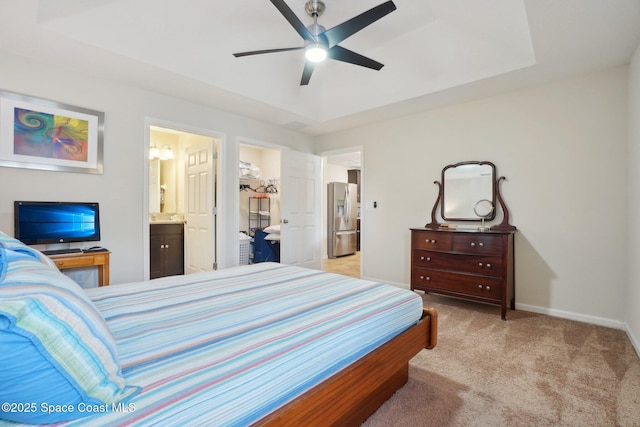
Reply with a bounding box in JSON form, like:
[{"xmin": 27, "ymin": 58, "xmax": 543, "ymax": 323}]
[
  {"xmin": 185, "ymin": 141, "xmax": 217, "ymax": 272},
  {"xmin": 280, "ymin": 149, "xmax": 321, "ymax": 270}
]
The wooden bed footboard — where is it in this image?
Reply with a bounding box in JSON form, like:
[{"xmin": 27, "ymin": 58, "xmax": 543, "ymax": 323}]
[{"xmin": 256, "ymin": 307, "xmax": 438, "ymax": 427}]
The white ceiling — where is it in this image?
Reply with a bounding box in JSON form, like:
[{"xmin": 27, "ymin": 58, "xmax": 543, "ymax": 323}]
[
  {"xmin": 1, "ymin": 0, "xmax": 640, "ymax": 136},
  {"xmin": 326, "ymin": 151, "xmax": 362, "ymax": 169}
]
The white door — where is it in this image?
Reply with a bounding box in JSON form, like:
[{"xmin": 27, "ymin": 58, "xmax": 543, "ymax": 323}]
[
  {"xmin": 280, "ymin": 149, "xmax": 321, "ymax": 270},
  {"xmin": 185, "ymin": 141, "xmax": 216, "ymax": 273}
]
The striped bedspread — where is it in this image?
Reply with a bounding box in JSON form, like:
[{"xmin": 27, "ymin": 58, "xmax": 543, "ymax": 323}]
[{"xmin": 64, "ymin": 263, "xmax": 424, "ymax": 426}]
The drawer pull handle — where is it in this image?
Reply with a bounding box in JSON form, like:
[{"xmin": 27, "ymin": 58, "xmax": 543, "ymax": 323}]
[
  {"xmin": 486, "ymin": 263, "xmax": 492, "ymax": 268},
  {"xmin": 426, "ymin": 239, "xmax": 436, "ymax": 244},
  {"xmin": 478, "ymin": 284, "xmax": 483, "ymax": 289},
  {"xmin": 479, "ymin": 242, "xmax": 484, "ymax": 247},
  {"xmin": 478, "ymin": 262, "xmax": 483, "ymax": 267},
  {"xmin": 485, "ymin": 286, "xmax": 491, "ymax": 291},
  {"xmin": 420, "ymin": 276, "xmax": 431, "ymax": 281},
  {"xmin": 470, "ymin": 242, "xmax": 475, "ymax": 247}
]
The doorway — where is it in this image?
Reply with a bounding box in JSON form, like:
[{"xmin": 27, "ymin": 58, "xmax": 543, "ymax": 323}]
[
  {"xmin": 147, "ymin": 124, "xmax": 220, "ymax": 278},
  {"xmin": 237, "ymin": 141, "xmax": 322, "ymax": 270},
  {"xmin": 322, "ymin": 149, "xmax": 362, "ymax": 278},
  {"xmin": 239, "ymin": 143, "xmax": 281, "ymax": 264}
]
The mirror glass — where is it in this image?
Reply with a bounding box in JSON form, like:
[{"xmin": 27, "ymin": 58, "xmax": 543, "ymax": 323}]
[
  {"xmin": 473, "ymin": 199, "xmax": 494, "ymax": 218},
  {"xmin": 149, "ymin": 129, "xmax": 179, "ymax": 214},
  {"xmin": 442, "ymin": 161, "xmax": 496, "ymax": 221}
]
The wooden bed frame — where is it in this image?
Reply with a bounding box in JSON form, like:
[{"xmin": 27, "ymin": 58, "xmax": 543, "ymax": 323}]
[{"xmin": 257, "ymin": 307, "xmax": 438, "ymax": 426}]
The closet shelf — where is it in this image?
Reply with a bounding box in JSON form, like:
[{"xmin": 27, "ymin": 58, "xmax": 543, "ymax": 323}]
[{"xmin": 249, "ymin": 197, "xmax": 270, "ymax": 230}]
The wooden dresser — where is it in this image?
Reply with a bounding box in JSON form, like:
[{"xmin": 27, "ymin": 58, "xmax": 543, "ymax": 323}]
[{"xmin": 411, "ymin": 227, "xmax": 515, "ymax": 319}]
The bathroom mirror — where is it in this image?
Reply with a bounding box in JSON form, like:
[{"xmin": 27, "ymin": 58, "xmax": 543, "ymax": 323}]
[{"xmin": 442, "ymin": 161, "xmax": 496, "ymax": 221}]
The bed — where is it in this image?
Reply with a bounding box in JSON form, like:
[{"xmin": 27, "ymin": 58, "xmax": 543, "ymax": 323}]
[{"xmin": 0, "ymin": 231, "xmax": 437, "ymax": 426}]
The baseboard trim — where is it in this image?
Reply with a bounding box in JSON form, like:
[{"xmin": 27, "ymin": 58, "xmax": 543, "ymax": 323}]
[
  {"xmin": 516, "ymin": 302, "xmax": 625, "ymax": 330},
  {"xmin": 624, "ymin": 325, "xmax": 640, "ymax": 359},
  {"xmin": 374, "ymin": 283, "xmax": 639, "ymax": 357}
]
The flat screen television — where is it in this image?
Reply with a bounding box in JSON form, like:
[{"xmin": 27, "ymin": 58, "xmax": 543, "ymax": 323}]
[{"xmin": 14, "ymin": 201, "xmax": 101, "ymax": 245}]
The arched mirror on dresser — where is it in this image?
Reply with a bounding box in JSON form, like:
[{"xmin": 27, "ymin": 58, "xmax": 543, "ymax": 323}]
[{"xmin": 412, "ymin": 161, "xmax": 517, "ymax": 319}]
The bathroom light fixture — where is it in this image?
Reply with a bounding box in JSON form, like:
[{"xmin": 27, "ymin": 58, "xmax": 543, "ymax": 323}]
[
  {"xmin": 149, "ymin": 146, "xmax": 160, "ymax": 159},
  {"xmin": 149, "ymin": 145, "xmax": 174, "ymax": 160},
  {"xmin": 305, "ymin": 42, "xmax": 327, "ymax": 62},
  {"xmin": 161, "ymin": 146, "xmax": 174, "ymax": 160}
]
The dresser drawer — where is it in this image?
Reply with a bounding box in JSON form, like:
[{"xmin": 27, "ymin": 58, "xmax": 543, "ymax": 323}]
[
  {"xmin": 412, "ymin": 230, "xmax": 452, "ymax": 251},
  {"xmin": 412, "ymin": 268, "xmax": 503, "ymax": 300},
  {"xmin": 413, "ymin": 250, "xmax": 503, "ymax": 276},
  {"xmin": 451, "ymin": 234, "xmax": 503, "ymax": 256},
  {"xmin": 51, "ymin": 252, "xmax": 108, "ymax": 269}
]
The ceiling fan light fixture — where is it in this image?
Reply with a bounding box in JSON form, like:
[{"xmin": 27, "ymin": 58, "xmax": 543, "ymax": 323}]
[
  {"xmin": 232, "ymin": 0, "xmax": 397, "ymax": 85},
  {"xmin": 305, "ymin": 43, "xmax": 327, "ymax": 62}
]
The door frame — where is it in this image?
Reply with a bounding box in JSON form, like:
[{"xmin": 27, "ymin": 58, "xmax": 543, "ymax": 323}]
[
  {"xmin": 319, "ymin": 146, "xmax": 364, "ymax": 278},
  {"xmin": 234, "ymin": 136, "xmax": 285, "ymax": 266},
  {"xmin": 143, "ymin": 117, "xmax": 225, "ymax": 280},
  {"xmin": 235, "ymin": 137, "xmax": 323, "ymax": 270}
]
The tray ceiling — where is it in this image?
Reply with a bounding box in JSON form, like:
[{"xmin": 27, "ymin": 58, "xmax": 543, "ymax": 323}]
[{"xmin": 1, "ymin": 0, "xmax": 639, "ymax": 135}]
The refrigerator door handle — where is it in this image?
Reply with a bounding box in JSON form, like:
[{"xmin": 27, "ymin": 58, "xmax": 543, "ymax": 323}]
[{"xmin": 345, "ymin": 185, "xmax": 350, "ymax": 227}]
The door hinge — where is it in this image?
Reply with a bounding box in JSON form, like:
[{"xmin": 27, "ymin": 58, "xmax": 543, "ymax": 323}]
[
  {"xmin": 212, "ymin": 207, "xmax": 218, "ymax": 215},
  {"xmin": 213, "ymin": 152, "xmax": 218, "ymax": 160},
  {"xmin": 213, "ymin": 262, "xmax": 218, "ymax": 270}
]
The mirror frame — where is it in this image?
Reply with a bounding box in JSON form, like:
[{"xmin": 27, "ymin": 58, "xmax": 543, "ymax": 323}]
[
  {"xmin": 441, "ymin": 161, "xmax": 496, "ymax": 221},
  {"xmin": 426, "ymin": 160, "xmax": 516, "ymax": 231}
]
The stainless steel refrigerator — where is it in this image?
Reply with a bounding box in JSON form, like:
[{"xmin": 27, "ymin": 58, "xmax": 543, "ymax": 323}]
[{"xmin": 327, "ymin": 182, "xmax": 358, "ymax": 258}]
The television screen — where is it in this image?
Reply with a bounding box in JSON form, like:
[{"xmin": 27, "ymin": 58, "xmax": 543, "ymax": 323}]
[{"xmin": 14, "ymin": 201, "xmax": 101, "ymax": 245}]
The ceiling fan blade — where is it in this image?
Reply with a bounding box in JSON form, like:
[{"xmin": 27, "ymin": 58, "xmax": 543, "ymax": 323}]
[
  {"xmin": 233, "ymin": 46, "xmax": 304, "ymax": 57},
  {"xmin": 270, "ymin": 0, "xmax": 314, "ymax": 42},
  {"xmin": 300, "ymin": 61, "xmax": 316, "ymax": 86},
  {"xmin": 323, "ymin": 1, "xmax": 397, "ymax": 47},
  {"xmin": 328, "ymin": 45, "xmax": 384, "ymax": 70}
]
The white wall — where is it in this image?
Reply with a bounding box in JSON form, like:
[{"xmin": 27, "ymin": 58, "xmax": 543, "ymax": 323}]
[
  {"xmin": 0, "ymin": 51, "xmax": 314, "ymax": 284},
  {"xmin": 325, "ymin": 163, "xmax": 350, "ymax": 184},
  {"xmin": 627, "ymin": 45, "xmax": 640, "ymax": 352},
  {"xmin": 316, "ymin": 66, "xmax": 629, "ymax": 327}
]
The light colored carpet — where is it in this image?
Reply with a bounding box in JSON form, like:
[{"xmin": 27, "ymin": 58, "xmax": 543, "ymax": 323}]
[{"xmin": 363, "ymin": 294, "xmax": 640, "ymax": 427}]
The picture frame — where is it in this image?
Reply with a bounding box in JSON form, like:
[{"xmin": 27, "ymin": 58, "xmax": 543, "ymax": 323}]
[{"xmin": 0, "ymin": 90, "xmax": 104, "ymax": 174}]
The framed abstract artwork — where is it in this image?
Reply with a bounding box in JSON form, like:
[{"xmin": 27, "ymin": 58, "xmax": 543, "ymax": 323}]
[{"xmin": 0, "ymin": 90, "xmax": 104, "ymax": 174}]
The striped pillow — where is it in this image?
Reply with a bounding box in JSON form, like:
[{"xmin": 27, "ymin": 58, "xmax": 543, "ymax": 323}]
[
  {"xmin": 0, "ymin": 230, "xmax": 58, "ymax": 270},
  {"xmin": 0, "ymin": 242, "xmax": 139, "ymax": 423}
]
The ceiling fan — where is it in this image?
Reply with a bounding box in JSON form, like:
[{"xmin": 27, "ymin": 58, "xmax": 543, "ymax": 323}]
[{"xmin": 233, "ymin": 0, "xmax": 397, "ymax": 86}]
